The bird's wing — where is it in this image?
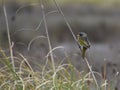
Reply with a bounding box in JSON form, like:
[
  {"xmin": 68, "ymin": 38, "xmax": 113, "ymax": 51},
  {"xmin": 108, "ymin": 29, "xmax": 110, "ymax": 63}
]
[{"xmin": 79, "ymin": 38, "xmax": 89, "ymax": 48}]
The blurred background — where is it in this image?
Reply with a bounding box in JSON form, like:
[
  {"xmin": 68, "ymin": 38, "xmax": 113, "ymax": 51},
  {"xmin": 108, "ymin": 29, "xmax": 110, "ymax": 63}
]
[{"xmin": 1, "ymin": 0, "xmax": 120, "ymax": 88}]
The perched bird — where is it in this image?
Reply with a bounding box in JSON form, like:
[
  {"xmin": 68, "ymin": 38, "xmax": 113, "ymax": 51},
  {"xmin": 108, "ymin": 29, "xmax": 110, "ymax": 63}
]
[{"xmin": 77, "ymin": 32, "xmax": 90, "ymax": 58}]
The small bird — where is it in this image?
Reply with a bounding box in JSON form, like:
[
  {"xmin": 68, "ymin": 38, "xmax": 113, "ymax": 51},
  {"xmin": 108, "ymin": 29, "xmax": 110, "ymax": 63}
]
[{"xmin": 77, "ymin": 32, "xmax": 90, "ymax": 58}]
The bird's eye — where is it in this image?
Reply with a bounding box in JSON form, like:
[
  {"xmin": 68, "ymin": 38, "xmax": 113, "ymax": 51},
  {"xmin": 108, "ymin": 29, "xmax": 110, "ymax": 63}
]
[
  {"xmin": 79, "ymin": 32, "xmax": 83, "ymax": 36},
  {"xmin": 79, "ymin": 32, "xmax": 87, "ymax": 37}
]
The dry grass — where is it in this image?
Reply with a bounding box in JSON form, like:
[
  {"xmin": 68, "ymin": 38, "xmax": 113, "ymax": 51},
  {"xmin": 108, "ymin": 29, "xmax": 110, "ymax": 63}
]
[{"xmin": 0, "ymin": 0, "xmax": 118, "ymax": 90}]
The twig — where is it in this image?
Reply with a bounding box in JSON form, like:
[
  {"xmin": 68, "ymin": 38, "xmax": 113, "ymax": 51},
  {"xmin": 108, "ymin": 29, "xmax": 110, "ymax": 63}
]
[
  {"xmin": 41, "ymin": 0, "xmax": 55, "ymax": 72},
  {"xmin": 3, "ymin": 1, "xmax": 15, "ymax": 72},
  {"xmin": 53, "ymin": 0, "xmax": 99, "ymax": 89},
  {"xmin": 84, "ymin": 57, "xmax": 99, "ymax": 89},
  {"xmin": 53, "ymin": 0, "xmax": 81, "ymax": 50}
]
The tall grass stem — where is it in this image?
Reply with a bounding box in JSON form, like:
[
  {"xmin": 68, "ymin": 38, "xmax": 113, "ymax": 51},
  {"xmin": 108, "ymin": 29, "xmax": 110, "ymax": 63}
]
[
  {"xmin": 41, "ymin": 0, "xmax": 55, "ymax": 72},
  {"xmin": 3, "ymin": 2, "xmax": 15, "ymax": 72}
]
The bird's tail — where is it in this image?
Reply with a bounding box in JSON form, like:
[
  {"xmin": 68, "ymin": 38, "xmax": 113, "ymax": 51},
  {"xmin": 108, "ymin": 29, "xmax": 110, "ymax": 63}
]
[{"xmin": 82, "ymin": 47, "xmax": 87, "ymax": 59}]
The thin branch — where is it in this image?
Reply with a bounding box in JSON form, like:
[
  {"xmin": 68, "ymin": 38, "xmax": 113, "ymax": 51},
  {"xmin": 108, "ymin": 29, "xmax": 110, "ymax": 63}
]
[
  {"xmin": 41, "ymin": 1, "xmax": 55, "ymax": 72},
  {"xmin": 3, "ymin": 2, "xmax": 15, "ymax": 72},
  {"xmin": 84, "ymin": 57, "xmax": 99, "ymax": 89},
  {"xmin": 53, "ymin": 0, "xmax": 81, "ymax": 50},
  {"xmin": 53, "ymin": 0, "xmax": 99, "ymax": 89}
]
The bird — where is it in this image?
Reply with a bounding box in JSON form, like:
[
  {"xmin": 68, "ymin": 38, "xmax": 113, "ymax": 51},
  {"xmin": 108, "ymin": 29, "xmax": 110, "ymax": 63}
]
[{"xmin": 77, "ymin": 32, "xmax": 90, "ymax": 59}]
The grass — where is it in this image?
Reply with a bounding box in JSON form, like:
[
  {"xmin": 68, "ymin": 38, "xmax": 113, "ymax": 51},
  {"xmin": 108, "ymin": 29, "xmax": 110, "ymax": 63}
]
[
  {"xmin": 0, "ymin": 49, "xmax": 116, "ymax": 90},
  {"xmin": 0, "ymin": 49, "xmax": 100, "ymax": 90},
  {"xmin": 0, "ymin": 0, "xmax": 118, "ymax": 90},
  {"xmin": 0, "ymin": 52, "xmax": 91, "ymax": 90}
]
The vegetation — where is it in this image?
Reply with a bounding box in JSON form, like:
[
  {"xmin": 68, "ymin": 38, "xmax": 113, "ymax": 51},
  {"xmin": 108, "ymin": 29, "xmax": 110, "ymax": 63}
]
[{"xmin": 0, "ymin": 0, "xmax": 118, "ymax": 90}]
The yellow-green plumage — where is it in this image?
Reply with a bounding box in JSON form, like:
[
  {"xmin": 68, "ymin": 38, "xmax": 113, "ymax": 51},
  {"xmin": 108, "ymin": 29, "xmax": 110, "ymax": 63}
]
[{"xmin": 77, "ymin": 32, "xmax": 90, "ymax": 58}]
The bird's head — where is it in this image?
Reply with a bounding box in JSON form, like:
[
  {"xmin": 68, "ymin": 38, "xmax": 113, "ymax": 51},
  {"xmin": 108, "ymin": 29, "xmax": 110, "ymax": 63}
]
[{"xmin": 79, "ymin": 32, "xmax": 87, "ymax": 38}]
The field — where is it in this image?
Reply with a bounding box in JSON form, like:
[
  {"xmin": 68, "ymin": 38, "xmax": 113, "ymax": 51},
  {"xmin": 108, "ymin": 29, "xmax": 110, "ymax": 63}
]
[{"xmin": 0, "ymin": 0, "xmax": 120, "ymax": 90}]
